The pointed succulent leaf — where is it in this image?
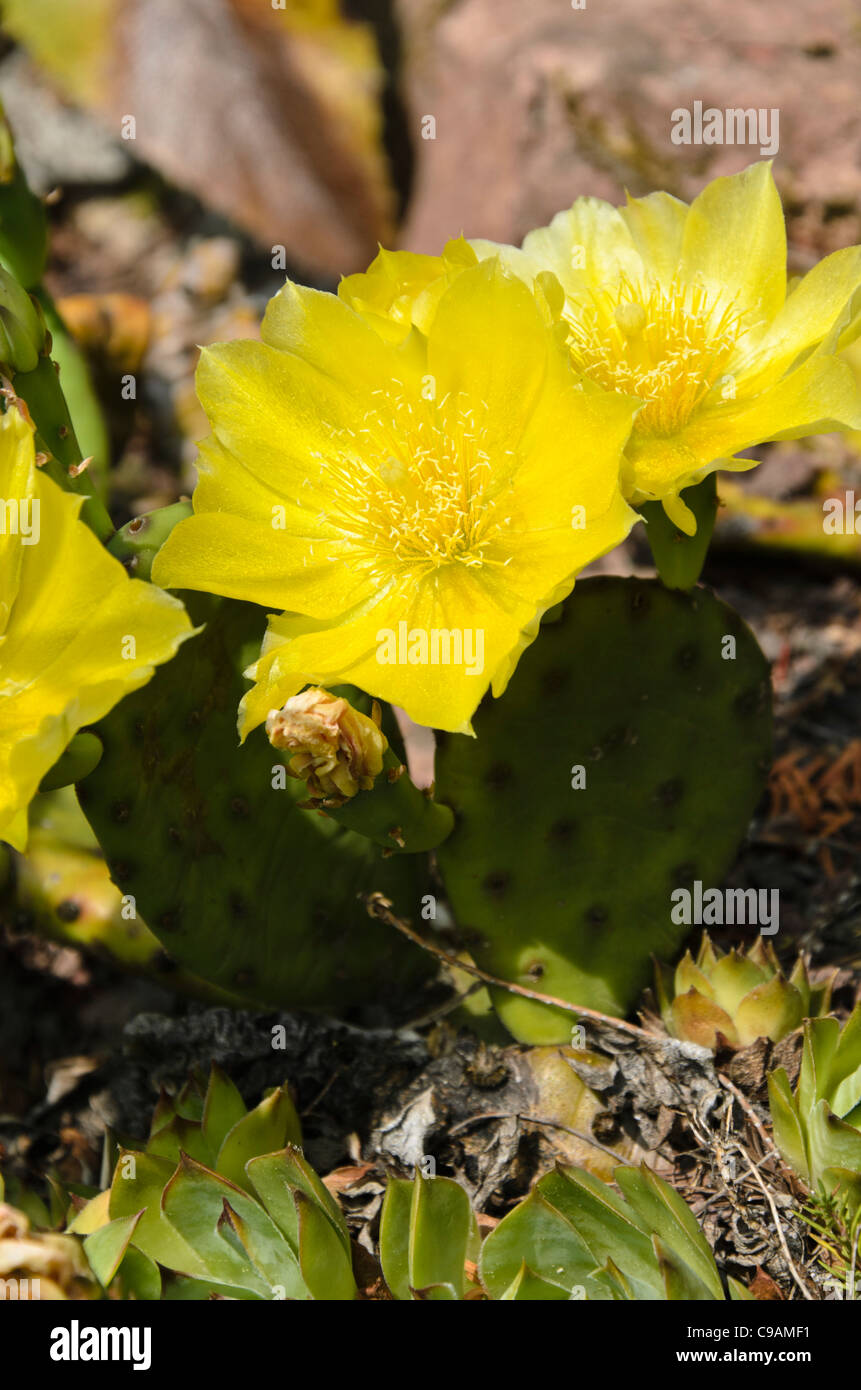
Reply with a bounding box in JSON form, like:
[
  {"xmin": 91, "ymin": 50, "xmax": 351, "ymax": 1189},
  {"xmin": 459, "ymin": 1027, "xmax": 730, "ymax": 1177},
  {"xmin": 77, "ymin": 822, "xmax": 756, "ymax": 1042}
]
[
  {"xmin": 695, "ymin": 932, "xmax": 720, "ymax": 972},
  {"xmin": 479, "ymin": 1189, "xmax": 596, "ymax": 1299},
  {"xmin": 114, "ymin": 1246, "xmax": 162, "ymax": 1301},
  {"xmin": 147, "ymin": 1116, "xmax": 213, "ymax": 1166},
  {"xmin": 215, "ymin": 1085, "xmax": 302, "ymax": 1192},
  {"xmin": 294, "ymin": 1190, "xmax": 356, "ymax": 1301},
  {"xmin": 161, "ymin": 1154, "xmax": 291, "ymax": 1297},
  {"xmin": 83, "ymin": 1211, "xmax": 144, "ymax": 1288},
  {"xmin": 109, "ymin": 1150, "xmax": 210, "ymax": 1279},
  {"xmin": 708, "ymin": 951, "xmax": 768, "ymax": 1016},
  {"xmin": 201, "ymin": 1064, "xmax": 248, "ymax": 1160},
  {"xmin": 174, "ymin": 1075, "xmax": 207, "ymax": 1122},
  {"xmin": 615, "ymin": 1163, "xmax": 723, "ymax": 1299},
  {"xmin": 653, "ymin": 1234, "xmax": 719, "ymax": 1301},
  {"xmin": 808, "ymin": 1099, "xmax": 861, "ymax": 1194},
  {"xmin": 674, "ymin": 950, "xmax": 715, "ymax": 1001},
  {"xmin": 276, "ymin": 1147, "xmax": 347, "ymax": 1248},
  {"xmin": 246, "ymin": 1147, "xmax": 349, "ymax": 1258},
  {"xmin": 220, "ymin": 1198, "xmax": 308, "ymax": 1299},
  {"xmin": 746, "ymin": 936, "xmax": 778, "ymax": 972},
  {"xmin": 788, "ymin": 955, "xmax": 812, "ymax": 1015},
  {"xmin": 809, "ymin": 971, "xmax": 836, "ymax": 1020},
  {"xmin": 409, "ymin": 1173, "xmax": 474, "ymax": 1300},
  {"xmin": 734, "ymin": 975, "xmax": 804, "ymax": 1048},
  {"xmin": 670, "ymin": 992, "xmax": 738, "ymax": 1050},
  {"xmin": 499, "ymin": 1261, "xmax": 572, "ymax": 1301},
  {"xmin": 767, "ymin": 1069, "xmax": 810, "ymax": 1184},
  {"xmin": 538, "ymin": 1166, "xmax": 663, "ymax": 1296},
  {"xmin": 149, "ymin": 1089, "xmax": 180, "ymax": 1139},
  {"xmin": 799, "ymin": 1016, "xmax": 841, "ymax": 1116},
  {"xmin": 67, "ymin": 1189, "xmax": 111, "ymax": 1235},
  {"xmin": 829, "ymin": 1005, "xmax": 861, "ymax": 1096}
]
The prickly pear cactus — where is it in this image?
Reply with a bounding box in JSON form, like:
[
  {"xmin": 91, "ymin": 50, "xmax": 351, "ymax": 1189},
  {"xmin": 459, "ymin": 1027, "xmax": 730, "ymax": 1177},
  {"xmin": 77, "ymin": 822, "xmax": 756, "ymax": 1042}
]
[
  {"xmin": 3, "ymin": 788, "xmax": 242, "ymax": 1003},
  {"xmin": 76, "ymin": 594, "xmax": 431, "ymax": 1012},
  {"xmin": 436, "ymin": 577, "xmax": 772, "ymax": 1041}
]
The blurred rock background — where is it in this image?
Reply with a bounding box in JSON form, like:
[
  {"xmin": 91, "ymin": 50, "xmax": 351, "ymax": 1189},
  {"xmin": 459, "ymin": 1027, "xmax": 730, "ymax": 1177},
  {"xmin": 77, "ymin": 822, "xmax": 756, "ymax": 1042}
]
[{"xmin": 1, "ymin": 0, "xmax": 859, "ymax": 517}]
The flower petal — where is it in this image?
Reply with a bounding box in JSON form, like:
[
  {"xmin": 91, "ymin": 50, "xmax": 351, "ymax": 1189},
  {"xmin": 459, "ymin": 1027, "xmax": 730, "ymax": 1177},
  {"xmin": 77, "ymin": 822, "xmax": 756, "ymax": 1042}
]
[
  {"xmin": 154, "ymin": 509, "xmax": 374, "ymax": 615},
  {"xmin": 680, "ymin": 161, "xmax": 786, "ymax": 323},
  {"xmin": 626, "ymin": 355, "xmax": 861, "ymax": 503},
  {"xmin": 1, "ymin": 463, "xmax": 194, "ymax": 848},
  {"xmin": 739, "ymin": 244, "xmax": 861, "ymax": 383},
  {"xmin": 620, "ymin": 190, "xmax": 689, "ymax": 286},
  {"xmin": 521, "ymin": 198, "xmax": 644, "ymax": 298}
]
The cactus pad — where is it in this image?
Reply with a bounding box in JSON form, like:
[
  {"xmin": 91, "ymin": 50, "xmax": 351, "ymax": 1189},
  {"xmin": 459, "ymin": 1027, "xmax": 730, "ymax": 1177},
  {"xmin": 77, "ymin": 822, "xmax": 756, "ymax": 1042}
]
[
  {"xmin": 76, "ymin": 595, "xmax": 430, "ymax": 1011},
  {"xmin": 436, "ymin": 577, "xmax": 772, "ymax": 1040}
]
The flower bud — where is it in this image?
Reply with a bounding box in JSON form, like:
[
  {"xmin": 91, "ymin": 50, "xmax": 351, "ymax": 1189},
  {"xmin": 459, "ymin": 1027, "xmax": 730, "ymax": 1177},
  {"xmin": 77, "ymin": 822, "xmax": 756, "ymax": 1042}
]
[{"xmin": 266, "ymin": 687, "xmax": 388, "ymax": 804}]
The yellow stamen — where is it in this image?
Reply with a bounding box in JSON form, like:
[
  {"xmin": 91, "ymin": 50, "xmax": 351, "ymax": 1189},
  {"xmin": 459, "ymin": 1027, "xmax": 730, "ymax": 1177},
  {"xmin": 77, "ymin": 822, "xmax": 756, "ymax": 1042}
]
[
  {"xmin": 566, "ymin": 274, "xmax": 754, "ymax": 436},
  {"xmin": 314, "ymin": 388, "xmax": 517, "ymax": 583}
]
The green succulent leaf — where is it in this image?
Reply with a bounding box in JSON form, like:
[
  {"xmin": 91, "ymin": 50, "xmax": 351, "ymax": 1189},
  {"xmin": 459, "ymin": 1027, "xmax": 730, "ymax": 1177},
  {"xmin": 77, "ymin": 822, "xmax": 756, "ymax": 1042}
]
[
  {"xmin": 499, "ymin": 1261, "xmax": 572, "ymax": 1301},
  {"xmin": 109, "ymin": 1150, "xmax": 210, "ymax": 1280},
  {"xmin": 539, "ymin": 1167, "xmax": 663, "ymax": 1297},
  {"xmin": 161, "ymin": 1154, "xmax": 302, "ymax": 1298},
  {"xmin": 114, "ymin": 1246, "xmax": 162, "ymax": 1301},
  {"xmin": 215, "ymin": 1086, "xmax": 302, "ymax": 1192},
  {"xmin": 409, "ymin": 1173, "xmax": 475, "ymax": 1301},
  {"xmin": 615, "ymin": 1163, "xmax": 723, "ymax": 1299},
  {"xmin": 799, "ymin": 1017, "xmax": 841, "ymax": 1116},
  {"xmin": 201, "ymin": 1064, "xmax": 248, "ymax": 1159},
  {"xmin": 295, "ymin": 1190, "xmax": 356, "ymax": 1301},
  {"xmin": 83, "ymin": 1210, "xmax": 144, "ymax": 1288},
  {"xmin": 734, "ymin": 976, "xmax": 804, "ymax": 1048},
  {"xmin": 653, "ymin": 1234, "xmax": 716, "ymax": 1301},
  {"xmin": 378, "ymin": 1176, "xmax": 414, "ymax": 1301},
  {"xmin": 218, "ymin": 1197, "xmax": 309, "ymax": 1299},
  {"xmin": 479, "ymin": 1189, "xmax": 596, "ymax": 1299},
  {"xmin": 767, "ymin": 1069, "xmax": 810, "ymax": 1185}
]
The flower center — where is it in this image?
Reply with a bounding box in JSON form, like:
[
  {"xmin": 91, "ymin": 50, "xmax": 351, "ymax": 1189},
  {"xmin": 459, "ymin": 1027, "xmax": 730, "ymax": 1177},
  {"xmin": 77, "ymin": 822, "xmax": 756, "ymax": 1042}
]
[
  {"xmin": 566, "ymin": 274, "xmax": 748, "ymax": 435},
  {"xmin": 316, "ymin": 388, "xmax": 515, "ymax": 583}
]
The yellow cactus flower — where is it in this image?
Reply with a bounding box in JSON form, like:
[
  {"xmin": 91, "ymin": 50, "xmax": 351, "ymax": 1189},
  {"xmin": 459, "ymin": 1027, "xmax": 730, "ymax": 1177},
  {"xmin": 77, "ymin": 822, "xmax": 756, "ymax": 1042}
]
[
  {"xmin": 152, "ymin": 259, "xmax": 639, "ymax": 735},
  {"xmin": 471, "ymin": 163, "xmax": 861, "ymax": 532},
  {"xmin": 0, "ymin": 406, "xmax": 195, "ymax": 851},
  {"xmin": 338, "ymin": 236, "xmax": 479, "ymax": 343}
]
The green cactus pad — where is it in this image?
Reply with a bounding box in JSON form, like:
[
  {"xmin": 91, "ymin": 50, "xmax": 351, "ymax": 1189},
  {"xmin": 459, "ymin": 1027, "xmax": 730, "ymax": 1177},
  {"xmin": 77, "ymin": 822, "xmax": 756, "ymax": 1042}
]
[
  {"xmin": 436, "ymin": 577, "xmax": 772, "ymax": 1040},
  {"xmin": 76, "ymin": 595, "xmax": 431, "ymax": 1011}
]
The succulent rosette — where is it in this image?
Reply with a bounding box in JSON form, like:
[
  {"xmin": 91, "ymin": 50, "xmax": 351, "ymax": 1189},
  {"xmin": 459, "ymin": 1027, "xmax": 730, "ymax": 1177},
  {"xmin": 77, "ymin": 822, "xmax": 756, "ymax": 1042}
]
[{"xmin": 655, "ymin": 933, "xmax": 834, "ymax": 1051}]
